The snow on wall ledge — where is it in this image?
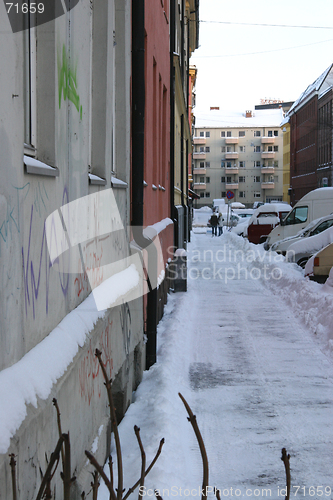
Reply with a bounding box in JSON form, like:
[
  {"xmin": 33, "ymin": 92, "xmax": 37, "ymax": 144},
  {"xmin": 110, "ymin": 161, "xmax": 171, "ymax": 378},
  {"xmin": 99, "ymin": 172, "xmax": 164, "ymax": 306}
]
[{"xmin": 0, "ymin": 264, "xmax": 140, "ymax": 454}]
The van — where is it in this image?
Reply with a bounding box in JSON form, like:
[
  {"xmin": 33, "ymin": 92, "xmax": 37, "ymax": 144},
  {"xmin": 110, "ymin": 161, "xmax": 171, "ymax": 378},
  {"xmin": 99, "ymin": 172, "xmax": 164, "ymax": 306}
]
[
  {"xmin": 247, "ymin": 203, "xmax": 291, "ymax": 244},
  {"xmin": 264, "ymin": 187, "xmax": 333, "ymax": 250}
]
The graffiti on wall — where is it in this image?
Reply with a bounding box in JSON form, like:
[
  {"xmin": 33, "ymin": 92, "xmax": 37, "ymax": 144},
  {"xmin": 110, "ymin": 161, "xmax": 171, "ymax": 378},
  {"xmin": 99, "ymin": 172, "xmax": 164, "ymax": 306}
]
[
  {"xmin": 0, "ymin": 183, "xmax": 30, "ymax": 257},
  {"xmin": 79, "ymin": 317, "xmax": 114, "ymax": 405},
  {"xmin": 21, "ymin": 187, "xmax": 70, "ymax": 319},
  {"xmin": 57, "ymin": 44, "xmax": 83, "ymax": 120}
]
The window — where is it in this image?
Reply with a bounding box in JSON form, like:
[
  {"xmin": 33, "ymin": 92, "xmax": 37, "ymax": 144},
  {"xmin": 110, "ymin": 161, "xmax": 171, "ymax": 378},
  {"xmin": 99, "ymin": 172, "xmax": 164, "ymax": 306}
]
[
  {"xmin": 200, "ymin": 176, "xmax": 205, "ymax": 183},
  {"xmin": 206, "ymin": 131, "xmax": 210, "ymax": 137},
  {"xmin": 206, "ymin": 176, "xmax": 210, "ymax": 183},
  {"xmin": 256, "ymin": 161, "xmax": 261, "ymax": 167},
  {"xmin": 254, "ymin": 192, "xmax": 261, "ymax": 198},
  {"xmin": 268, "ymin": 146, "xmax": 273, "ymax": 152},
  {"xmin": 24, "ymin": 25, "xmax": 36, "ymax": 149},
  {"xmin": 205, "ymin": 146, "xmax": 210, "ymax": 152},
  {"xmin": 221, "ymin": 191, "xmax": 226, "ymax": 197},
  {"xmin": 239, "ymin": 176, "xmax": 245, "ymax": 182},
  {"xmin": 254, "ymin": 146, "xmax": 261, "ymax": 153},
  {"xmin": 226, "ymin": 146, "xmax": 232, "ymax": 152},
  {"xmin": 268, "ymin": 131, "xmax": 273, "ymax": 137},
  {"xmin": 254, "ymin": 131, "xmax": 261, "ymax": 137},
  {"xmin": 199, "ymin": 161, "xmax": 204, "ymax": 168},
  {"xmin": 274, "ymin": 146, "xmax": 279, "ymax": 152},
  {"xmin": 240, "ymin": 146, "xmax": 246, "ymax": 153},
  {"xmin": 226, "ymin": 176, "xmax": 232, "ymax": 183},
  {"xmin": 254, "ymin": 176, "xmax": 261, "ymax": 182},
  {"xmin": 284, "ymin": 206, "xmax": 308, "ymax": 225},
  {"xmin": 227, "ymin": 131, "xmax": 231, "ymax": 137},
  {"xmin": 274, "ymin": 161, "xmax": 279, "ymax": 167},
  {"xmin": 221, "ymin": 176, "xmax": 225, "ymax": 183},
  {"xmin": 310, "ymin": 219, "xmax": 333, "ymax": 236},
  {"xmin": 205, "ymin": 192, "xmax": 210, "ymax": 198},
  {"xmin": 274, "ymin": 131, "xmax": 278, "ymax": 136},
  {"xmin": 221, "ymin": 161, "xmax": 225, "ymax": 168},
  {"xmin": 221, "ymin": 131, "xmax": 225, "ymax": 137},
  {"xmin": 200, "ymin": 131, "xmax": 204, "ymax": 137},
  {"xmin": 239, "ymin": 161, "xmax": 245, "ymax": 168},
  {"xmin": 199, "ymin": 146, "xmax": 205, "ymax": 152},
  {"xmin": 239, "ymin": 191, "xmax": 245, "ymax": 198},
  {"xmin": 226, "ymin": 161, "xmax": 232, "ymax": 168},
  {"xmin": 239, "ymin": 131, "xmax": 245, "ymax": 137},
  {"xmin": 200, "ymin": 192, "xmax": 204, "ymax": 198},
  {"xmin": 206, "ymin": 161, "xmax": 210, "ymax": 168},
  {"xmin": 221, "ymin": 146, "xmax": 226, "ymax": 153}
]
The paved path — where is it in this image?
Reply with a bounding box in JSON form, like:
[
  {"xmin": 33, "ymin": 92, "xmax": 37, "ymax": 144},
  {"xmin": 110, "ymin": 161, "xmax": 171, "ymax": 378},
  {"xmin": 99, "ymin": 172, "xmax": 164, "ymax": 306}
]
[{"xmin": 182, "ymin": 231, "xmax": 333, "ymax": 499}]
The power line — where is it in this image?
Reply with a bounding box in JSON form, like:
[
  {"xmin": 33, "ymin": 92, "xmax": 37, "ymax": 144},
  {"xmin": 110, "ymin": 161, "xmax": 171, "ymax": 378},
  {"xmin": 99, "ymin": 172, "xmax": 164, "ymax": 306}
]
[
  {"xmin": 199, "ymin": 20, "xmax": 333, "ymax": 29},
  {"xmin": 192, "ymin": 38, "xmax": 333, "ymax": 58}
]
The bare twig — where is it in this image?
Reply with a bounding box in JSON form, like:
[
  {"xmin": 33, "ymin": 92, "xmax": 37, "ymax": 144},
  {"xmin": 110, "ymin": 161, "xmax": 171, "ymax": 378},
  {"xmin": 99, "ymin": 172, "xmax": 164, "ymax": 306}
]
[
  {"xmin": 179, "ymin": 393, "xmax": 209, "ymax": 500},
  {"xmin": 134, "ymin": 426, "xmax": 146, "ymax": 500},
  {"xmin": 215, "ymin": 487, "xmax": 221, "ymax": 500},
  {"xmin": 62, "ymin": 433, "xmax": 75, "ymax": 500},
  {"xmin": 85, "ymin": 450, "xmax": 117, "ymax": 500},
  {"xmin": 95, "ymin": 348, "xmax": 123, "ymax": 500},
  {"xmin": 123, "ymin": 438, "xmax": 165, "ymax": 500},
  {"xmin": 91, "ymin": 470, "xmax": 100, "ymax": 500},
  {"xmin": 281, "ymin": 448, "xmax": 291, "ymax": 500},
  {"xmin": 9, "ymin": 454, "xmax": 17, "ymax": 500},
  {"xmin": 35, "ymin": 434, "xmax": 65, "ymax": 500},
  {"xmin": 109, "ymin": 455, "xmax": 114, "ymax": 491},
  {"xmin": 154, "ymin": 490, "xmax": 163, "ymax": 499},
  {"xmin": 52, "ymin": 398, "xmax": 65, "ymax": 467}
]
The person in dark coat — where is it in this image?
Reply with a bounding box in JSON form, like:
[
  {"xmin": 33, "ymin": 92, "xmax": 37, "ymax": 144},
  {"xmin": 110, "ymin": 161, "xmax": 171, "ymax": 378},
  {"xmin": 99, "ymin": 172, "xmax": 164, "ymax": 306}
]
[{"xmin": 209, "ymin": 212, "xmax": 219, "ymax": 236}]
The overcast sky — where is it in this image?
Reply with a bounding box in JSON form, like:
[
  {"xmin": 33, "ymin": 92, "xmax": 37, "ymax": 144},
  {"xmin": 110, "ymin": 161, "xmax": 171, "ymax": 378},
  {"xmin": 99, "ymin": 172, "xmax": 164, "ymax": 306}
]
[{"xmin": 190, "ymin": 0, "xmax": 333, "ymax": 113}]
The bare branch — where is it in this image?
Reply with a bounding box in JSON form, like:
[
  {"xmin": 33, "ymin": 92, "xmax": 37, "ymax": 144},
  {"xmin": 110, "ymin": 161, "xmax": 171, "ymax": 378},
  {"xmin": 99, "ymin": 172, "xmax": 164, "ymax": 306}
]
[
  {"xmin": 35, "ymin": 434, "xmax": 65, "ymax": 500},
  {"xmin": 123, "ymin": 438, "xmax": 165, "ymax": 500},
  {"xmin": 134, "ymin": 426, "xmax": 146, "ymax": 500},
  {"xmin": 178, "ymin": 393, "xmax": 209, "ymax": 500},
  {"xmin": 52, "ymin": 398, "xmax": 65, "ymax": 467},
  {"xmin": 95, "ymin": 348, "xmax": 123, "ymax": 500},
  {"xmin": 154, "ymin": 490, "xmax": 164, "ymax": 500},
  {"xmin": 85, "ymin": 450, "xmax": 117, "ymax": 500},
  {"xmin": 281, "ymin": 448, "xmax": 291, "ymax": 500},
  {"xmin": 9, "ymin": 454, "xmax": 17, "ymax": 500}
]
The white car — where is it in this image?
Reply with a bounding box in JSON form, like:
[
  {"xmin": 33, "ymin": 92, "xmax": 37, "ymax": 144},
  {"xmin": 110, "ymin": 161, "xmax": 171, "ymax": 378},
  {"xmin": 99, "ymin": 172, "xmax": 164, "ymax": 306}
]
[
  {"xmin": 270, "ymin": 214, "xmax": 333, "ymax": 255},
  {"xmin": 286, "ymin": 224, "xmax": 333, "ymax": 268},
  {"xmin": 304, "ymin": 243, "xmax": 333, "ymax": 283}
]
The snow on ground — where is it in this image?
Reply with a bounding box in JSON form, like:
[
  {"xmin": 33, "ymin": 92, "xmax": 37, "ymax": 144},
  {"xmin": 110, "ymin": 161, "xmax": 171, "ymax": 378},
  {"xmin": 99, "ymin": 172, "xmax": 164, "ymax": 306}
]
[{"xmin": 98, "ymin": 230, "xmax": 333, "ymax": 500}]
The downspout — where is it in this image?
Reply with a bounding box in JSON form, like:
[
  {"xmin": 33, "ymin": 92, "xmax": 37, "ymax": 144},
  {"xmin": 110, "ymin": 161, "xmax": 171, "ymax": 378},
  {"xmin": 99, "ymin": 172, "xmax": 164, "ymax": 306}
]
[
  {"xmin": 131, "ymin": 0, "xmax": 157, "ymax": 369},
  {"xmin": 170, "ymin": 0, "xmax": 175, "ymax": 238}
]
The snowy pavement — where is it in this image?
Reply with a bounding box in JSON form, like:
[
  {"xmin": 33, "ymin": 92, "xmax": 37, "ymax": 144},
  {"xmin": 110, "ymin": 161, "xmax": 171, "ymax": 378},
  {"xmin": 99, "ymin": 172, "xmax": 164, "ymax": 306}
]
[{"xmin": 98, "ymin": 231, "xmax": 333, "ymax": 500}]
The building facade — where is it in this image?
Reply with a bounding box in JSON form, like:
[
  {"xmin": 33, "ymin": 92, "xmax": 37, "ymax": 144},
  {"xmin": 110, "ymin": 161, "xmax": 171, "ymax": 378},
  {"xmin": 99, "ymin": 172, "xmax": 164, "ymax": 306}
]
[{"xmin": 193, "ymin": 109, "xmax": 285, "ymax": 207}]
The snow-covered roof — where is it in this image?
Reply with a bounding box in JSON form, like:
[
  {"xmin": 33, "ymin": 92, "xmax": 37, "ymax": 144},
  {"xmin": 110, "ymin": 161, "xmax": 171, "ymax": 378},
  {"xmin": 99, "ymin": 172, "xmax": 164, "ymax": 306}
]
[
  {"xmin": 194, "ymin": 108, "xmax": 285, "ymax": 129},
  {"xmin": 286, "ymin": 64, "xmax": 333, "ymax": 116}
]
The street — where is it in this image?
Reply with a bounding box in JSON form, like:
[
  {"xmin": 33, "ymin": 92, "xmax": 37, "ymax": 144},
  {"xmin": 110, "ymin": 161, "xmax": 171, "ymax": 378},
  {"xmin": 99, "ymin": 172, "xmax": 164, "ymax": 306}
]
[{"xmin": 99, "ymin": 230, "xmax": 333, "ymax": 500}]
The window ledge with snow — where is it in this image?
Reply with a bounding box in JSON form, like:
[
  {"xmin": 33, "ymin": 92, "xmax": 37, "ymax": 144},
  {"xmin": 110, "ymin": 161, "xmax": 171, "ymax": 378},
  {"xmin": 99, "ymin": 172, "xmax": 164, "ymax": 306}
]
[
  {"xmin": 88, "ymin": 173, "xmax": 107, "ymax": 186},
  {"xmin": 24, "ymin": 155, "xmax": 59, "ymax": 177},
  {"xmin": 111, "ymin": 176, "xmax": 128, "ymax": 189}
]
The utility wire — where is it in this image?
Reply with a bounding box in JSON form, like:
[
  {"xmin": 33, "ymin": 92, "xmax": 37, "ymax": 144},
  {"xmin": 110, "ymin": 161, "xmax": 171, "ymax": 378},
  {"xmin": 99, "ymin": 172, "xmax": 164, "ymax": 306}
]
[
  {"xmin": 199, "ymin": 20, "xmax": 333, "ymax": 29},
  {"xmin": 192, "ymin": 38, "xmax": 333, "ymax": 58}
]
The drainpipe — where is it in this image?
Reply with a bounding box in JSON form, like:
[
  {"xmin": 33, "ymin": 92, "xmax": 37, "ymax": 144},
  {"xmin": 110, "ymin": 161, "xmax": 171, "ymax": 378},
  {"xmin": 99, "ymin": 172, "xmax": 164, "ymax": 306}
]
[
  {"xmin": 132, "ymin": 0, "xmax": 157, "ymax": 369},
  {"xmin": 170, "ymin": 0, "xmax": 175, "ymax": 239}
]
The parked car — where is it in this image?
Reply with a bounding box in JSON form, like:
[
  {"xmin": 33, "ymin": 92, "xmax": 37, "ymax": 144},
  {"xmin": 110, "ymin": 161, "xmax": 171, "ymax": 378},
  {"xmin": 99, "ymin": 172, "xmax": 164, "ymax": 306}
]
[
  {"xmin": 247, "ymin": 203, "xmax": 292, "ymax": 244},
  {"xmin": 304, "ymin": 242, "xmax": 333, "ymax": 283},
  {"xmin": 233, "ymin": 208, "xmax": 254, "ymax": 220},
  {"xmin": 265, "ymin": 187, "xmax": 333, "ymax": 249},
  {"xmin": 270, "ymin": 214, "xmax": 333, "ymax": 255},
  {"xmin": 286, "ymin": 225, "xmax": 333, "ymax": 268}
]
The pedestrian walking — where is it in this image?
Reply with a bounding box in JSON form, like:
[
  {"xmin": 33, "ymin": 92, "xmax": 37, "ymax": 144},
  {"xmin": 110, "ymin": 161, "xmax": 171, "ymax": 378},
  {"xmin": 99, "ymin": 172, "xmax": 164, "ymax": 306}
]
[
  {"xmin": 218, "ymin": 212, "xmax": 223, "ymax": 236},
  {"xmin": 209, "ymin": 211, "xmax": 219, "ymax": 236}
]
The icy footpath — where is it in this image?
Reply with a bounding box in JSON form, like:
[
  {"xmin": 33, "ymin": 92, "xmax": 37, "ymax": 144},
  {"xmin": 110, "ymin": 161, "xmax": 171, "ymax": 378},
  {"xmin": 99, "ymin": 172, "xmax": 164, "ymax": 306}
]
[
  {"xmin": 98, "ymin": 231, "xmax": 333, "ymax": 500},
  {"xmin": 224, "ymin": 231, "xmax": 333, "ymax": 357}
]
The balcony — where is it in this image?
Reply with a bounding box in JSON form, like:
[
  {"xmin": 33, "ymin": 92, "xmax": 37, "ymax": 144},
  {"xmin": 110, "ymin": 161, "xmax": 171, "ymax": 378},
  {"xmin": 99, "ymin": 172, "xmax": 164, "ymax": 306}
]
[
  {"xmin": 261, "ymin": 137, "xmax": 275, "ymax": 144},
  {"xmin": 193, "ymin": 167, "xmax": 206, "ymax": 175},
  {"xmin": 225, "ymin": 167, "xmax": 239, "ymax": 174},
  {"xmin": 193, "ymin": 152, "xmax": 206, "ymax": 160},
  {"xmin": 193, "ymin": 182, "xmax": 206, "ymax": 190},
  {"xmin": 225, "ymin": 137, "xmax": 239, "ymax": 145},
  {"xmin": 261, "ymin": 166, "xmax": 275, "ymax": 174},
  {"xmin": 261, "ymin": 151, "xmax": 275, "ymax": 159},
  {"xmin": 225, "ymin": 152, "xmax": 239, "ymax": 160},
  {"xmin": 193, "ymin": 137, "xmax": 206, "ymax": 145},
  {"xmin": 226, "ymin": 183, "xmax": 239, "ymax": 190},
  {"xmin": 261, "ymin": 182, "xmax": 275, "ymax": 189}
]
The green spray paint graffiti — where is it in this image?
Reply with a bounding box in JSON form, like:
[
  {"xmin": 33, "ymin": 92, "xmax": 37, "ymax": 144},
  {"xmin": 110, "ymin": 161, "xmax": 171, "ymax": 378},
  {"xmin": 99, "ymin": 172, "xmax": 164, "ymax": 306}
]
[{"xmin": 58, "ymin": 45, "xmax": 83, "ymax": 120}]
